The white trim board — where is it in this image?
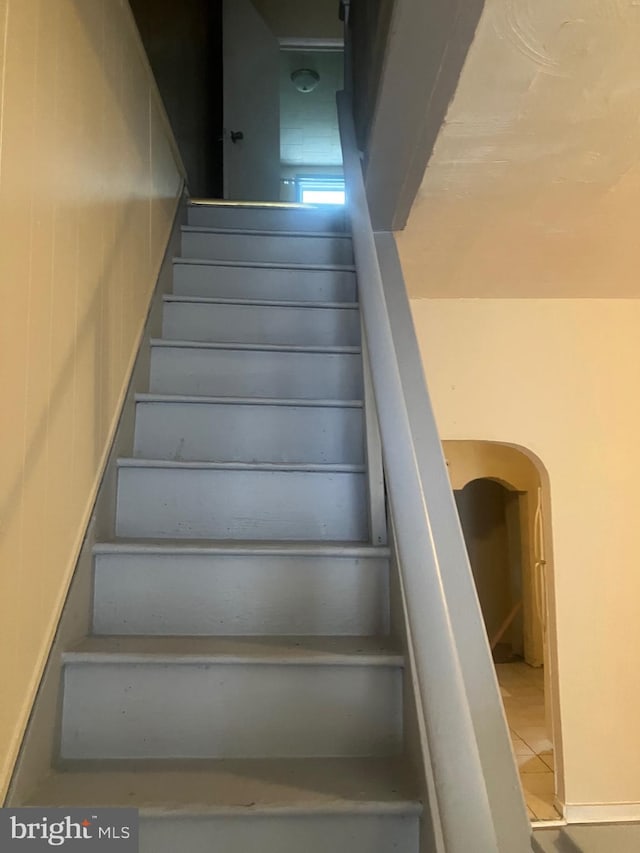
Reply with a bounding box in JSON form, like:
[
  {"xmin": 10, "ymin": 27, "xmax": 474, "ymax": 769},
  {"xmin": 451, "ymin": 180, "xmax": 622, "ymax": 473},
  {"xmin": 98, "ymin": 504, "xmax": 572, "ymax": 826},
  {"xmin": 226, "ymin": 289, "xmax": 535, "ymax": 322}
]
[{"xmin": 563, "ymin": 802, "xmax": 640, "ymax": 823}]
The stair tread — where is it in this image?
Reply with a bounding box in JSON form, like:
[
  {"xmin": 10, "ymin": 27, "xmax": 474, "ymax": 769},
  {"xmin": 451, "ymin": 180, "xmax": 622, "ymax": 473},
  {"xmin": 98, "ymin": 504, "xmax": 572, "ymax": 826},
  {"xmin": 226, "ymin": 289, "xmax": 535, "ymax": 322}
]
[
  {"xmin": 135, "ymin": 393, "xmax": 363, "ymax": 408},
  {"xmin": 64, "ymin": 635, "xmax": 402, "ymax": 666},
  {"xmin": 163, "ymin": 295, "xmax": 358, "ymax": 309},
  {"xmin": 26, "ymin": 757, "xmax": 420, "ymax": 814},
  {"xmin": 182, "ymin": 225, "xmax": 351, "ymax": 240},
  {"xmin": 189, "ymin": 200, "xmax": 344, "ymax": 213},
  {"xmin": 117, "ymin": 458, "xmax": 366, "ymax": 473},
  {"xmin": 150, "ymin": 338, "xmax": 360, "ymax": 354},
  {"xmin": 93, "ymin": 540, "xmax": 389, "ymax": 556},
  {"xmin": 173, "ymin": 257, "xmax": 356, "ymax": 272}
]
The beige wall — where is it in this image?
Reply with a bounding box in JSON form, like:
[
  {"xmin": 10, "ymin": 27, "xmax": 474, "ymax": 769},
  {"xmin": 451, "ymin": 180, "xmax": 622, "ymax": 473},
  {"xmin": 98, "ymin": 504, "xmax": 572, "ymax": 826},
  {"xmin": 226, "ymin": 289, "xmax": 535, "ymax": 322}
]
[
  {"xmin": 408, "ymin": 298, "xmax": 640, "ymax": 810},
  {"xmin": 0, "ymin": 0, "xmax": 184, "ymax": 801},
  {"xmin": 397, "ymin": 0, "xmax": 640, "ymax": 815}
]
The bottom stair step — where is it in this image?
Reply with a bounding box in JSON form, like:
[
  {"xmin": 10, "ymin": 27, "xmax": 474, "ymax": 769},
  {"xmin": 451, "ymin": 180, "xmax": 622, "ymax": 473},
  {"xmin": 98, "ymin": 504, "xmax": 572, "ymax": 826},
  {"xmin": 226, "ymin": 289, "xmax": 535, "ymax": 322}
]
[
  {"xmin": 26, "ymin": 758, "xmax": 421, "ymax": 853},
  {"xmin": 136, "ymin": 811, "xmax": 419, "ymax": 853}
]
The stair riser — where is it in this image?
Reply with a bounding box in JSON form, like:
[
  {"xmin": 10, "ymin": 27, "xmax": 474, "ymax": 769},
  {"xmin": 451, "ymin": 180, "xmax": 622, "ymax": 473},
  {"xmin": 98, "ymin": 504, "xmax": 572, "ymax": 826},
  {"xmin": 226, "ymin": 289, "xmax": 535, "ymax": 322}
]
[
  {"xmin": 149, "ymin": 347, "xmax": 363, "ymax": 400},
  {"xmin": 61, "ymin": 663, "xmax": 402, "ymax": 759},
  {"xmin": 93, "ymin": 553, "xmax": 389, "ymax": 636},
  {"xmin": 173, "ymin": 263, "xmax": 357, "ymax": 303},
  {"xmin": 187, "ymin": 205, "xmax": 347, "ymax": 232},
  {"xmin": 116, "ymin": 467, "xmax": 368, "ymax": 540},
  {"xmin": 163, "ymin": 302, "xmax": 360, "ymax": 347},
  {"xmin": 182, "ymin": 231, "xmax": 353, "ymax": 266},
  {"xmin": 138, "ymin": 814, "xmax": 419, "ymax": 853},
  {"xmin": 134, "ymin": 401, "xmax": 364, "ymax": 464}
]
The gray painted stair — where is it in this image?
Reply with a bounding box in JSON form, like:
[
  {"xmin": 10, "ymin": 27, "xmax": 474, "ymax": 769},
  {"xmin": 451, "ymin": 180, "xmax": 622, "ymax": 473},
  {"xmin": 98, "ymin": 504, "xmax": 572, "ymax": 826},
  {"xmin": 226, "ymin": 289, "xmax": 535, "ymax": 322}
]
[
  {"xmin": 172, "ymin": 259, "xmax": 357, "ymax": 303},
  {"xmin": 133, "ymin": 395, "xmax": 365, "ymax": 464},
  {"xmin": 188, "ymin": 202, "xmax": 347, "ymax": 232},
  {"xmin": 60, "ymin": 637, "xmax": 403, "ymax": 760},
  {"xmin": 25, "ymin": 759, "xmax": 420, "ymax": 853},
  {"xmin": 182, "ymin": 227, "xmax": 354, "ymax": 265},
  {"xmin": 162, "ymin": 296, "xmax": 360, "ymax": 346},
  {"xmin": 149, "ymin": 340, "xmax": 363, "ymax": 399},
  {"xmin": 92, "ymin": 543, "xmax": 389, "ymax": 636},
  {"xmin": 24, "ymin": 204, "xmax": 419, "ymax": 853},
  {"xmin": 145, "ymin": 809, "xmax": 419, "ymax": 853},
  {"xmin": 115, "ymin": 459, "xmax": 368, "ymax": 541}
]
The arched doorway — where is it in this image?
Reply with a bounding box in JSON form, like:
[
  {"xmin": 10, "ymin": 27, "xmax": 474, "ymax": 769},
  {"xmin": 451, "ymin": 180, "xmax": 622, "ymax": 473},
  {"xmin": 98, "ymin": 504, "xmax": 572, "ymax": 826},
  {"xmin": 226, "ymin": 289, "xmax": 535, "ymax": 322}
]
[{"xmin": 445, "ymin": 440, "xmax": 561, "ymax": 823}]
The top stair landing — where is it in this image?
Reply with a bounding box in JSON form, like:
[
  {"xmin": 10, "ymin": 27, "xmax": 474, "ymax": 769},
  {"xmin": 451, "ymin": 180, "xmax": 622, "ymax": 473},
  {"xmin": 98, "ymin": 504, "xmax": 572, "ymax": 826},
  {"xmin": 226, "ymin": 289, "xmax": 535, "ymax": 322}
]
[{"xmin": 188, "ymin": 201, "xmax": 348, "ymax": 233}]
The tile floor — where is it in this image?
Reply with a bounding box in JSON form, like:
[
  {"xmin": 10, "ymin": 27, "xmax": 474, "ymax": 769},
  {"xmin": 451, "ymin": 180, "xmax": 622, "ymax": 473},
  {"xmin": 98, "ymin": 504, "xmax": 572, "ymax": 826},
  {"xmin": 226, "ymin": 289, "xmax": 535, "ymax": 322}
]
[{"xmin": 495, "ymin": 661, "xmax": 561, "ymax": 822}]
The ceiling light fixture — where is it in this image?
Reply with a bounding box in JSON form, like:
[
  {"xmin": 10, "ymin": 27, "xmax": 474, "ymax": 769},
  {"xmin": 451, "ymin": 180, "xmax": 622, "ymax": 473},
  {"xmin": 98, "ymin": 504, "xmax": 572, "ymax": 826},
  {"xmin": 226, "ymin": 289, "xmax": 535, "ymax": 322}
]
[{"xmin": 291, "ymin": 68, "xmax": 320, "ymax": 93}]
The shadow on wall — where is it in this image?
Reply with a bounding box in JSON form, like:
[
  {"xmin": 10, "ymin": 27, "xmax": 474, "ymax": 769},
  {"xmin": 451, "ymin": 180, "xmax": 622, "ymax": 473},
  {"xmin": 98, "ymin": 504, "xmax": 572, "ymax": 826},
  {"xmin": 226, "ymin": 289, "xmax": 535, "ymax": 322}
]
[{"xmin": 128, "ymin": 0, "xmax": 223, "ymax": 197}]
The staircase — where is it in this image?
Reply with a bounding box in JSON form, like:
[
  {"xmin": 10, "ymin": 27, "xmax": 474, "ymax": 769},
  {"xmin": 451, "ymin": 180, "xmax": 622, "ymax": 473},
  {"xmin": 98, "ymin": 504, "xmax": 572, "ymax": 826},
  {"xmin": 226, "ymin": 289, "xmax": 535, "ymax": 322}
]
[{"xmin": 24, "ymin": 203, "xmax": 422, "ymax": 852}]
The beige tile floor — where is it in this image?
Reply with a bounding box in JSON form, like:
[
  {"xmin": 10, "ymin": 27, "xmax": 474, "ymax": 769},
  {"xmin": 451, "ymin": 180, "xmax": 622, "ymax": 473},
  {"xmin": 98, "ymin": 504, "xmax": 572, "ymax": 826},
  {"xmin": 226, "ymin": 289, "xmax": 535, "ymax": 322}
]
[{"xmin": 495, "ymin": 661, "xmax": 561, "ymax": 822}]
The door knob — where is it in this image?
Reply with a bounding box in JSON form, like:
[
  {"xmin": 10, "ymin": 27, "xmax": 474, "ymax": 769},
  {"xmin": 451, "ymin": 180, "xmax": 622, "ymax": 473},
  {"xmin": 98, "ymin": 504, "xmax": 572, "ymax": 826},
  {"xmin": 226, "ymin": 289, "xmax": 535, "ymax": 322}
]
[{"xmin": 230, "ymin": 131, "xmax": 244, "ymax": 143}]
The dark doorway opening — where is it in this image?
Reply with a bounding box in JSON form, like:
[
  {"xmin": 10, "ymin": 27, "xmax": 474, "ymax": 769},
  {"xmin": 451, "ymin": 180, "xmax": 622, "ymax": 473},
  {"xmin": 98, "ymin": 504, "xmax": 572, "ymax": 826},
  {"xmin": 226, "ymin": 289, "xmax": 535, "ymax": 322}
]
[
  {"xmin": 454, "ymin": 478, "xmax": 524, "ymax": 664},
  {"xmin": 129, "ymin": 0, "xmax": 224, "ymax": 198}
]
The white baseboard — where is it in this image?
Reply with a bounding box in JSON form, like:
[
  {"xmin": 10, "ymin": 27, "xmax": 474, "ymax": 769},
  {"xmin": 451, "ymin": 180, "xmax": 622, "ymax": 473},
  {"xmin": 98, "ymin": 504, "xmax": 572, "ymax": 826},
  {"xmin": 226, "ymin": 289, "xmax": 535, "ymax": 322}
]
[{"xmin": 563, "ymin": 801, "xmax": 640, "ymax": 823}]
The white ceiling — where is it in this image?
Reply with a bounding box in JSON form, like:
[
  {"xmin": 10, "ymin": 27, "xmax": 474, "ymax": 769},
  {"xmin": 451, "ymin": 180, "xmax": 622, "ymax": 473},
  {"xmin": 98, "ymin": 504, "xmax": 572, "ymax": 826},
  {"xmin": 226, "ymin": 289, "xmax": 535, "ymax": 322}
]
[{"xmin": 397, "ymin": 0, "xmax": 640, "ymax": 298}]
